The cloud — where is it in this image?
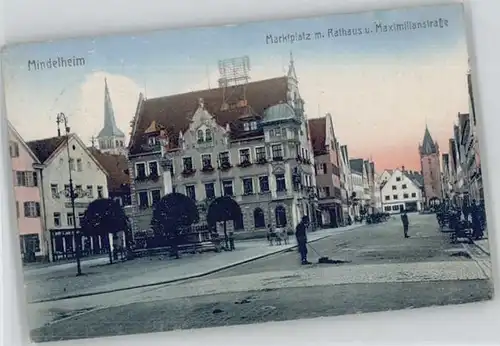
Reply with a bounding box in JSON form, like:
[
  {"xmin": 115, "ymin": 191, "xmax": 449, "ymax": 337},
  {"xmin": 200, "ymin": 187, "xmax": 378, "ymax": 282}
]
[
  {"xmin": 6, "ymin": 71, "xmax": 144, "ymax": 147},
  {"xmin": 70, "ymin": 72, "xmax": 144, "ymax": 145}
]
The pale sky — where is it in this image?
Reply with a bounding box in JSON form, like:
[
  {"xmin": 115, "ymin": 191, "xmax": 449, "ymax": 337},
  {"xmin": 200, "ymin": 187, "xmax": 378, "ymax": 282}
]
[{"xmin": 2, "ymin": 3, "xmax": 469, "ymax": 171}]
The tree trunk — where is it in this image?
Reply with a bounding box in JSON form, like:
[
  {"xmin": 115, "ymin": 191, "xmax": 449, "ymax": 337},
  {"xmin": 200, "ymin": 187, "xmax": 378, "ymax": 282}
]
[{"xmin": 223, "ymin": 221, "xmax": 229, "ymax": 249}]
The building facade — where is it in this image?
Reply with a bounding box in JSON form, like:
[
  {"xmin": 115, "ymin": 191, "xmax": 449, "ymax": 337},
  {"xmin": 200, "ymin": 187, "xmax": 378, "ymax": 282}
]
[
  {"xmin": 419, "ymin": 126, "xmax": 443, "ymax": 206},
  {"xmin": 310, "ymin": 113, "xmax": 343, "ymax": 228},
  {"xmin": 8, "ymin": 122, "xmax": 45, "ymax": 261},
  {"xmin": 96, "ymin": 78, "xmax": 127, "ymax": 156},
  {"xmin": 339, "ymin": 145, "xmax": 353, "ymax": 221},
  {"xmin": 380, "ymin": 168, "xmax": 423, "ymax": 214},
  {"xmin": 127, "ymin": 57, "xmax": 318, "ymax": 239},
  {"xmin": 349, "ymin": 161, "xmax": 365, "ymax": 218},
  {"xmin": 28, "ymin": 134, "xmax": 110, "ymax": 261}
]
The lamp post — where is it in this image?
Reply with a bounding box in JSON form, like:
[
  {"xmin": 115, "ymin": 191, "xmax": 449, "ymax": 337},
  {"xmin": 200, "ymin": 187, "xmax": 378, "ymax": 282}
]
[{"xmin": 56, "ymin": 112, "xmax": 83, "ymax": 276}]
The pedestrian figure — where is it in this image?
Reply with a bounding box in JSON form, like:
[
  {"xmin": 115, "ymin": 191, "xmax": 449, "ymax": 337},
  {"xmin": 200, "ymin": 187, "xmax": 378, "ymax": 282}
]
[
  {"xmin": 296, "ymin": 216, "xmax": 311, "ymax": 265},
  {"xmin": 267, "ymin": 224, "xmax": 275, "ymax": 246},
  {"xmin": 470, "ymin": 200, "xmax": 483, "ymax": 240},
  {"xmin": 401, "ymin": 210, "xmax": 410, "ymax": 238},
  {"xmin": 228, "ymin": 230, "xmax": 235, "ymax": 251}
]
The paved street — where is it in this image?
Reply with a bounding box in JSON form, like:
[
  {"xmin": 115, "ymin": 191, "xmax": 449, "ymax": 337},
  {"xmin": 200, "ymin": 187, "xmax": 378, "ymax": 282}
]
[{"xmin": 28, "ymin": 214, "xmax": 493, "ymax": 342}]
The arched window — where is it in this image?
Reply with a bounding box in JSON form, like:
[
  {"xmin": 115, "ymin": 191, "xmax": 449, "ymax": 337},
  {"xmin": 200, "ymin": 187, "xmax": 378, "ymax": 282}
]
[
  {"xmin": 234, "ymin": 212, "xmax": 244, "ymax": 231},
  {"xmin": 275, "ymin": 205, "xmax": 287, "ymax": 227},
  {"xmin": 197, "ymin": 129, "xmax": 204, "ymax": 142},
  {"xmin": 205, "ymin": 128, "xmax": 212, "ymax": 141},
  {"xmin": 253, "ymin": 208, "xmax": 265, "ymax": 228}
]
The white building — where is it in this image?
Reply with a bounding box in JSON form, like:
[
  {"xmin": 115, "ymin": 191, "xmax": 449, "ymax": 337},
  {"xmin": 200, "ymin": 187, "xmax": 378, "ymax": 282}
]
[
  {"xmin": 28, "ymin": 133, "xmax": 110, "ymax": 261},
  {"xmin": 373, "ymin": 173, "xmax": 383, "ymax": 211},
  {"xmin": 340, "ymin": 145, "xmax": 354, "ymax": 219},
  {"xmin": 380, "ymin": 168, "xmax": 423, "ymax": 214}
]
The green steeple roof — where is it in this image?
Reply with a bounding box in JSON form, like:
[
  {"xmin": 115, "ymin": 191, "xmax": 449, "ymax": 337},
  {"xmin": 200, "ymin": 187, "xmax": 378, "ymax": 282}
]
[
  {"xmin": 420, "ymin": 126, "xmax": 437, "ymax": 155},
  {"xmin": 97, "ymin": 78, "xmax": 125, "ymax": 138}
]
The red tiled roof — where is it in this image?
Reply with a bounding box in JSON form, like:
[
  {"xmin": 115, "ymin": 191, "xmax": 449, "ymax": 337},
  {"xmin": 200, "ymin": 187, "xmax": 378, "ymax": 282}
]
[
  {"xmin": 129, "ymin": 77, "xmax": 289, "ymax": 155},
  {"xmin": 88, "ymin": 148, "xmax": 130, "ymax": 193},
  {"xmin": 308, "ymin": 117, "xmax": 326, "ymax": 156},
  {"xmin": 27, "ymin": 136, "xmax": 67, "ymax": 163}
]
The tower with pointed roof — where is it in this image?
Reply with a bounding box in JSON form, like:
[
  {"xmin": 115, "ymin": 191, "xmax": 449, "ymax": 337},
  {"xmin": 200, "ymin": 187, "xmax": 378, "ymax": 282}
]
[
  {"xmin": 419, "ymin": 125, "xmax": 443, "ymax": 205},
  {"xmin": 97, "ymin": 78, "xmax": 127, "ymax": 156}
]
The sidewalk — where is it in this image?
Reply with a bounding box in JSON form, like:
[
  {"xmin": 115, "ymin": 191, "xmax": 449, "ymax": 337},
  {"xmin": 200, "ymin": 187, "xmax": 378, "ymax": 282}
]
[{"xmin": 26, "ymin": 224, "xmax": 363, "ymax": 303}]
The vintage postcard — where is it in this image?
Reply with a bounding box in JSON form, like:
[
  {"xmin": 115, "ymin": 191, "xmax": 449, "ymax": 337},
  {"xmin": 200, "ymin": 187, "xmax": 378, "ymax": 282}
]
[{"xmin": 1, "ymin": 2, "xmax": 493, "ymax": 343}]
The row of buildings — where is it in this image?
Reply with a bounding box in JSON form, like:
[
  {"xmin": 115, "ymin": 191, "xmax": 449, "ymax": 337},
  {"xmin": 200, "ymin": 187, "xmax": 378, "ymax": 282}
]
[
  {"xmin": 442, "ymin": 64, "xmax": 483, "ymax": 207},
  {"xmin": 12, "ymin": 55, "xmax": 426, "ymax": 262}
]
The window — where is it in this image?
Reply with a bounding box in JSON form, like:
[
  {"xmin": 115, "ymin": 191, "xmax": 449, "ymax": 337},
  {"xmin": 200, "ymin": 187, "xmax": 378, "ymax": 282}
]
[
  {"xmin": 255, "ymin": 147, "xmax": 266, "ymax": 161},
  {"xmin": 67, "ymin": 213, "xmax": 75, "ymax": 226},
  {"xmin": 69, "ymin": 158, "xmax": 75, "ymax": 171},
  {"xmin": 259, "ymin": 176, "xmax": 269, "ymax": 192},
  {"xmin": 151, "ymin": 189, "xmax": 161, "ymax": 205},
  {"xmin": 403, "ymin": 193, "xmax": 409, "ymax": 199},
  {"xmin": 275, "ymin": 205, "xmax": 287, "ymax": 227},
  {"xmin": 272, "ymin": 144, "xmax": 283, "ymax": 160},
  {"xmin": 97, "ymin": 186, "xmax": 104, "ymax": 198},
  {"xmin": 253, "ymin": 208, "xmax": 266, "ymax": 228},
  {"xmin": 242, "ymin": 178, "xmax": 254, "ymax": 195},
  {"xmin": 138, "ymin": 191, "xmax": 149, "ymax": 208},
  {"xmin": 185, "ymin": 185, "xmax": 196, "ymax": 200},
  {"xmin": 20, "ymin": 234, "xmax": 40, "ymax": 253},
  {"xmin": 9, "ymin": 141, "xmax": 19, "ymax": 157},
  {"xmin": 276, "ymin": 174, "xmax": 286, "ymax": 192},
  {"xmin": 197, "ymin": 129, "xmax": 204, "ymax": 142},
  {"xmin": 205, "ymin": 129, "xmax": 212, "ymax": 141},
  {"xmin": 183, "ymin": 157, "xmax": 193, "ymax": 171},
  {"xmin": 86, "ymin": 185, "xmax": 93, "ymax": 198},
  {"xmin": 75, "ymin": 185, "xmax": 83, "ymax": 195},
  {"xmin": 243, "ymin": 123, "xmax": 250, "ymax": 131},
  {"xmin": 135, "ymin": 162, "xmax": 146, "ymax": 178},
  {"xmin": 384, "ymin": 206, "xmax": 392, "ymax": 212},
  {"xmin": 15, "ymin": 201, "xmax": 20, "ymax": 218},
  {"xmin": 402, "ymin": 184, "xmax": 407, "ymax": 189},
  {"xmin": 78, "ymin": 212, "xmax": 85, "ymax": 225},
  {"xmin": 23, "ymin": 202, "xmax": 40, "ymax": 218},
  {"xmin": 396, "ymin": 177, "xmax": 401, "ymax": 182},
  {"xmin": 219, "ymin": 151, "xmax": 230, "ymax": 166},
  {"xmin": 205, "ymin": 183, "xmax": 215, "ymax": 199},
  {"xmin": 393, "ymin": 194, "xmax": 398, "ymax": 200},
  {"xmin": 201, "ymin": 154, "xmax": 212, "ymax": 168},
  {"xmin": 148, "ymin": 161, "xmax": 159, "ymax": 176},
  {"xmin": 16, "ymin": 171, "xmax": 38, "ymax": 187},
  {"xmin": 324, "ymin": 187, "xmax": 330, "ymax": 197},
  {"xmin": 53, "ymin": 212, "xmax": 61, "ymax": 227},
  {"xmin": 222, "ymin": 180, "xmax": 234, "ymax": 196},
  {"xmin": 384, "ymin": 195, "xmax": 390, "ymax": 201},
  {"xmin": 239, "ymin": 149, "xmax": 251, "ymax": 163},
  {"xmin": 50, "ymin": 184, "xmax": 59, "ymax": 198},
  {"xmin": 250, "ymin": 121, "xmax": 258, "ymax": 130},
  {"xmin": 76, "ymin": 158, "xmax": 83, "ymax": 172},
  {"xmin": 392, "ymin": 205, "xmax": 400, "ymax": 211},
  {"xmin": 411, "ymin": 192, "xmax": 417, "ymax": 198},
  {"xmin": 322, "ymin": 163, "xmax": 327, "ymax": 174},
  {"xmin": 392, "ymin": 185, "xmax": 397, "ymax": 190},
  {"xmin": 148, "ymin": 136, "xmax": 157, "ymax": 146}
]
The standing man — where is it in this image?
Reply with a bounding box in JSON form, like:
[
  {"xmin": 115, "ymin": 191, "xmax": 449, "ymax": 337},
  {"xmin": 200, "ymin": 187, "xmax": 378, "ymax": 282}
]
[
  {"xmin": 401, "ymin": 210, "xmax": 410, "ymax": 238},
  {"xmin": 296, "ymin": 216, "xmax": 311, "ymax": 265}
]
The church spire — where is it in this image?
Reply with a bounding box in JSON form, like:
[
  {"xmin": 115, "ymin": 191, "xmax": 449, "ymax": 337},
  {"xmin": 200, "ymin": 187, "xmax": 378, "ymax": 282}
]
[
  {"xmin": 420, "ymin": 125, "xmax": 438, "ymax": 155},
  {"xmin": 97, "ymin": 78, "xmax": 125, "ymax": 138}
]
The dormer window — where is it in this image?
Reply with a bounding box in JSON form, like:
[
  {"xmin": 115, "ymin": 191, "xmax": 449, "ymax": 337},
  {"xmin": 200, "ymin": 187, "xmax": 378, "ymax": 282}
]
[
  {"xmin": 205, "ymin": 129, "xmax": 212, "ymax": 141},
  {"xmin": 250, "ymin": 121, "xmax": 258, "ymax": 130},
  {"xmin": 244, "ymin": 123, "xmax": 250, "ymax": 131},
  {"xmin": 148, "ymin": 136, "xmax": 157, "ymax": 146}
]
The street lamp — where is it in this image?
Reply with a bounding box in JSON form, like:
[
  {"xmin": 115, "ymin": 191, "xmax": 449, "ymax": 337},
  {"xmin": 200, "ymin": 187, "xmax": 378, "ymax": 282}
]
[{"xmin": 56, "ymin": 112, "xmax": 83, "ymax": 276}]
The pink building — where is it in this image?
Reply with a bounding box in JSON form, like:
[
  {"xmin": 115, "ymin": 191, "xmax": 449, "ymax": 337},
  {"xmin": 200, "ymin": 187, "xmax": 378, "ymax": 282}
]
[
  {"xmin": 419, "ymin": 126, "xmax": 443, "ymax": 206},
  {"xmin": 8, "ymin": 122, "xmax": 45, "ymax": 262}
]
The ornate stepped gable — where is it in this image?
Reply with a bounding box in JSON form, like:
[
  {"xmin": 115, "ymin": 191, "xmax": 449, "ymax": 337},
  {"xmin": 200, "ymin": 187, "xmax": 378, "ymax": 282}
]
[{"xmin": 128, "ymin": 76, "xmax": 291, "ymax": 156}]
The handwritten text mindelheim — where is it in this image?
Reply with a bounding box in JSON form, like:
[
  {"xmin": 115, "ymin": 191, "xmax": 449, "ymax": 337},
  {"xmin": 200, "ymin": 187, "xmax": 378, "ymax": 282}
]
[{"xmin": 27, "ymin": 56, "xmax": 86, "ymax": 71}]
